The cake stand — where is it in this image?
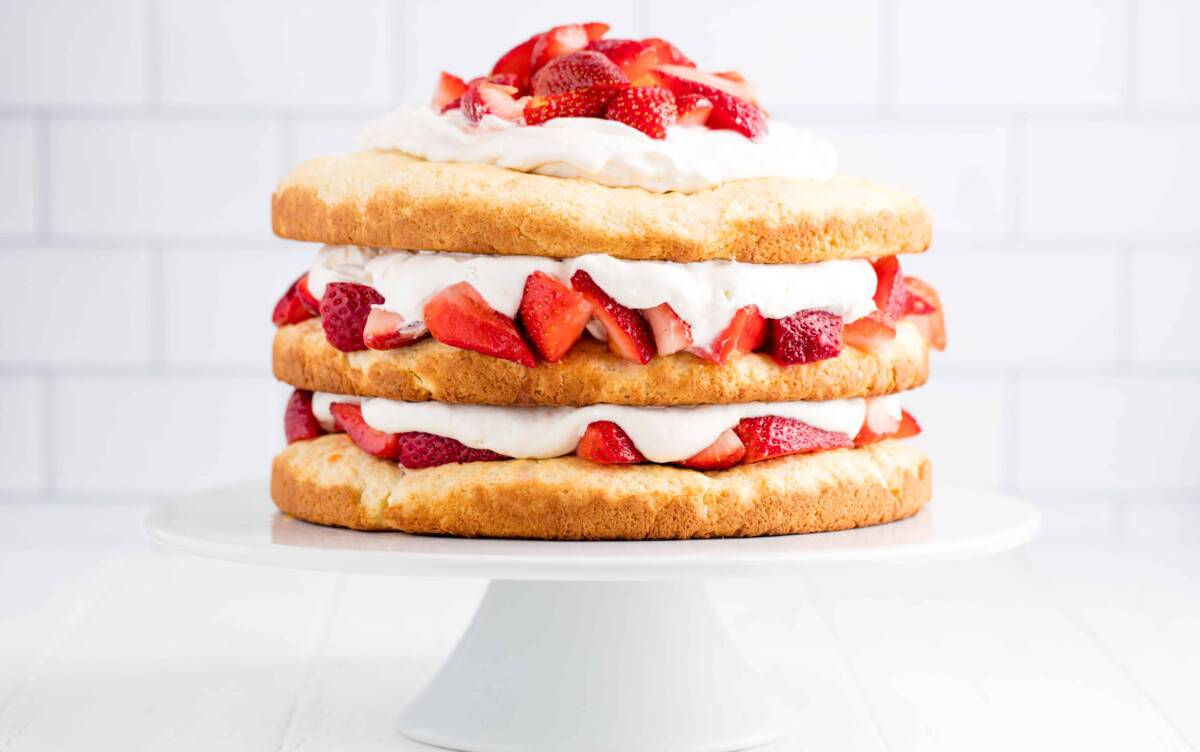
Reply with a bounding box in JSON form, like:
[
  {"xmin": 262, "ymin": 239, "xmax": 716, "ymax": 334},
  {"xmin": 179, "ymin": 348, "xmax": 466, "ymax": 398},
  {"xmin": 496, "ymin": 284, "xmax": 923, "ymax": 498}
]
[{"xmin": 146, "ymin": 481, "xmax": 1038, "ymax": 752}]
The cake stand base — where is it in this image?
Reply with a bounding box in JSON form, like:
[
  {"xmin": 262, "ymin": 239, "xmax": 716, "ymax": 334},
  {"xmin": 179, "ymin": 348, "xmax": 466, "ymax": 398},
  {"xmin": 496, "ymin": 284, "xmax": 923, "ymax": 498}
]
[{"xmin": 397, "ymin": 580, "xmax": 791, "ymax": 752}]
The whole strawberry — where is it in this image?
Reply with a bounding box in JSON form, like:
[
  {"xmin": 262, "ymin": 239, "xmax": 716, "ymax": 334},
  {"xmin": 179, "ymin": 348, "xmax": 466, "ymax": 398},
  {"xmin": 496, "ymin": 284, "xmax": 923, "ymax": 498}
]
[{"xmin": 605, "ymin": 85, "xmax": 677, "ymax": 139}]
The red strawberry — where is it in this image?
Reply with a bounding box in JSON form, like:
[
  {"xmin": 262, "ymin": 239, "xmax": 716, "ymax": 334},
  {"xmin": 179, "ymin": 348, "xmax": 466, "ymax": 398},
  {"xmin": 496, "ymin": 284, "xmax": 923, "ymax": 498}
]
[
  {"xmin": 461, "ymin": 79, "xmax": 523, "ymax": 124},
  {"xmin": 689, "ymin": 305, "xmax": 767, "ymax": 364},
  {"xmin": 576, "ymin": 421, "xmax": 645, "ymax": 464},
  {"xmin": 642, "ymin": 38, "xmax": 695, "ymax": 67},
  {"xmin": 734, "ymin": 415, "xmax": 854, "ymax": 464},
  {"xmin": 653, "ymin": 64, "xmax": 755, "ymax": 104},
  {"xmin": 895, "ymin": 410, "xmax": 922, "ymax": 439},
  {"xmin": 902, "ymin": 276, "xmax": 946, "ymax": 351},
  {"xmin": 524, "ymin": 84, "xmax": 624, "ymax": 125},
  {"xmin": 712, "ymin": 71, "xmax": 759, "ymax": 104},
  {"xmin": 705, "ymin": 90, "xmax": 767, "ymax": 139},
  {"xmin": 853, "ymin": 397, "xmax": 903, "ymax": 447},
  {"xmin": 531, "ymin": 50, "xmax": 627, "ymax": 96},
  {"xmin": 492, "ymin": 34, "xmax": 540, "ymax": 92},
  {"xmin": 395, "ymin": 432, "xmax": 507, "ymax": 469},
  {"xmin": 272, "ymin": 275, "xmax": 316, "ymax": 327},
  {"xmin": 570, "ymin": 270, "xmax": 656, "ymax": 364},
  {"xmin": 587, "ymin": 38, "xmax": 659, "ymax": 84},
  {"xmin": 842, "ymin": 315, "xmax": 895, "ymax": 352},
  {"xmin": 531, "ymin": 24, "xmax": 591, "ymax": 72},
  {"xmin": 871, "ymin": 256, "xmax": 905, "ymax": 325},
  {"xmin": 675, "ymin": 94, "xmax": 713, "ymax": 126},
  {"xmin": 433, "ymin": 72, "xmax": 467, "ymax": 112},
  {"xmin": 605, "ymin": 85, "xmax": 677, "ymax": 139},
  {"xmin": 678, "ymin": 429, "xmax": 745, "ymax": 470},
  {"xmin": 424, "ymin": 282, "xmax": 536, "ymax": 367},
  {"xmin": 295, "ymin": 274, "xmax": 321, "ymax": 315},
  {"xmin": 583, "ymin": 22, "xmax": 609, "ymax": 41},
  {"xmin": 283, "ymin": 389, "xmax": 323, "ymax": 444},
  {"xmin": 330, "ymin": 402, "xmax": 399, "ymax": 460},
  {"xmin": 642, "ymin": 303, "xmax": 693, "ymax": 355},
  {"xmin": 768, "ymin": 310, "xmax": 843, "ymax": 365},
  {"xmin": 320, "ymin": 282, "xmax": 382, "ymax": 352},
  {"xmin": 518, "ymin": 271, "xmax": 593, "ymax": 362},
  {"xmin": 363, "ymin": 308, "xmax": 427, "ymax": 351}
]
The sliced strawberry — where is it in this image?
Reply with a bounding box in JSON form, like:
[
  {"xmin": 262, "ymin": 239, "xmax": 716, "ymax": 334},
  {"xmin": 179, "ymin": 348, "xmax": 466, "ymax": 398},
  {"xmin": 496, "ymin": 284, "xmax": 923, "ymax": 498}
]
[
  {"xmin": 871, "ymin": 256, "xmax": 905, "ymax": 326},
  {"xmin": 461, "ymin": 79, "xmax": 523, "ymax": 124},
  {"xmin": 576, "ymin": 421, "xmax": 645, "ymax": 464},
  {"xmin": 705, "ymin": 90, "xmax": 767, "ymax": 139},
  {"xmin": 491, "ymin": 34, "xmax": 539, "ymax": 92},
  {"xmin": 395, "ymin": 432, "xmax": 507, "ymax": 469},
  {"xmin": 903, "ymin": 276, "xmax": 946, "ymax": 351},
  {"xmin": 654, "ymin": 64, "xmax": 755, "ymax": 104},
  {"xmin": 424, "ymin": 282, "xmax": 536, "ymax": 367},
  {"xmin": 675, "ymin": 93, "xmax": 713, "ymax": 126},
  {"xmin": 583, "ymin": 22, "xmax": 609, "ymax": 41},
  {"xmin": 678, "ymin": 429, "xmax": 745, "ymax": 470},
  {"xmin": 642, "ymin": 303, "xmax": 693, "ymax": 355},
  {"xmin": 642, "ymin": 38, "xmax": 695, "ymax": 67},
  {"xmin": 842, "ymin": 315, "xmax": 895, "ymax": 353},
  {"xmin": 605, "ymin": 85, "xmax": 677, "ymax": 139},
  {"xmin": 531, "ymin": 24, "xmax": 591, "ymax": 72},
  {"xmin": 284, "ymin": 389, "xmax": 323, "ymax": 444},
  {"xmin": 570, "ymin": 270, "xmax": 656, "ymax": 364},
  {"xmin": 853, "ymin": 397, "xmax": 903, "ymax": 447},
  {"xmin": 531, "ymin": 50, "xmax": 627, "ymax": 96},
  {"xmin": 320, "ymin": 282, "xmax": 383, "ymax": 352},
  {"xmin": 712, "ymin": 71, "xmax": 759, "ymax": 104},
  {"xmin": 433, "ymin": 71, "xmax": 468, "ymax": 112},
  {"xmin": 768, "ymin": 310, "xmax": 843, "ymax": 365},
  {"xmin": 895, "ymin": 410, "xmax": 922, "ymax": 439},
  {"xmin": 330, "ymin": 402, "xmax": 399, "ymax": 460},
  {"xmin": 295, "ymin": 274, "xmax": 321, "ymax": 315},
  {"xmin": 689, "ymin": 305, "xmax": 766, "ymax": 364},
  {"xmin": 518, "ymin": 271, "xmax": 593, "ymax": 362},
  {"xmin": 587, "ymin": 38, "xmax": 659, "ymax": 84},
  {"xmin": 272, "ymin": 275, "xmax": 316, "ymax": 327},
  {"xmin": 525, "ymin": 84, "xmax": 624, "ymax": 124},
  {"xmin": 734, "ymin": 415, "xmax": 854, "ymax": 465},
  {"xmin": 363, "ymin": 308, "xmax": 428, "ymax": 351}
]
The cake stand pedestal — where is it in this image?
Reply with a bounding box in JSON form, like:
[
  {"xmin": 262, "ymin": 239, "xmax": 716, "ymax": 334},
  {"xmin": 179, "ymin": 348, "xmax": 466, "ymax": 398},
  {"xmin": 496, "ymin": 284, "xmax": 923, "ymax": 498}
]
[{"xmin": 147, "ymin": 482, "xmax": 1038, "ymax": 752}]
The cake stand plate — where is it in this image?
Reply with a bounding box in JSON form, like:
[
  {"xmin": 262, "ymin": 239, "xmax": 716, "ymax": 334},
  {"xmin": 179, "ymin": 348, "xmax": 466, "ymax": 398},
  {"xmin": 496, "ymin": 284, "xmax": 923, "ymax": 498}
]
[{"xmin": 147, "ymin": 482, "xmax": 1038, "ymax": 752}]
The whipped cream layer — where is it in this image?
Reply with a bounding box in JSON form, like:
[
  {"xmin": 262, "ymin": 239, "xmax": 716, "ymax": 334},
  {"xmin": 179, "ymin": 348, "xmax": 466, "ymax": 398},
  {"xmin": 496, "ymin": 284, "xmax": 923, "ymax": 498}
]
[
  {"xmin": 311, "ymin": 392, "xmax": 901, "ymax": 464},
  {"xmin": 306, "ymin": 246, "xmax": 877, "ymax": 352},
  {"xmin": 358, "ymin": 107, "xmax": 838, "ymax": 193}
]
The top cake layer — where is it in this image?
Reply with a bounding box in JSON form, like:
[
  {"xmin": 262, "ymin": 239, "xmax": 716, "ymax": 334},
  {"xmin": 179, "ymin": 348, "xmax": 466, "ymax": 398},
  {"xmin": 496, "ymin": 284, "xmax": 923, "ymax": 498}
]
[{"xmin": 272, "ymin": 151, "xmax": 931, "ymax": 264}]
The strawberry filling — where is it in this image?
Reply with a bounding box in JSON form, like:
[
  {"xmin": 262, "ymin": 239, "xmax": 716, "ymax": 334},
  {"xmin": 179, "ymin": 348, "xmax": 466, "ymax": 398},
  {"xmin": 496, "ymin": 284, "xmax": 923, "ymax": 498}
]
[
  {"xmin": 286, "ymin": 391, "xmax": 921, "ymax": 470},
  {"xmin": 273, "ymin": 256, "xmax": 945, "ymax": 368}
]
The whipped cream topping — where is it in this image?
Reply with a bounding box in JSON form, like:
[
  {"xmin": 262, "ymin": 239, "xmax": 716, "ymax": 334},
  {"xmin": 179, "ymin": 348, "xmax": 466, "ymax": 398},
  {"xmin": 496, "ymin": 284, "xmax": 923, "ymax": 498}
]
[
  {"xmin": 358, "ymin": 107, "xmax": 838, "ymax": 193},
  {"xmin": 306, "ymin": 246, "xmax": 877, "ymax": 352},
  {"xmin": 311, "ymin": 392, "xmax": 901, "ymax": 463}
]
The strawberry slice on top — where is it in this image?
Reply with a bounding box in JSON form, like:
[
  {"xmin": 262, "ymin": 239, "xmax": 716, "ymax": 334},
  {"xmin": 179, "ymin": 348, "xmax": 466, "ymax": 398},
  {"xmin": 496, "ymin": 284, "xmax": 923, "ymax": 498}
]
[
  {"xmin": 525, "ymin": 84, "xmax": 624, "ymax": 125},
  {"xmin": 586, "ymin": 38, "xmax": 660, "ymax": 84},
  {"xmin": 461, "ymin": 77, "xmax": 523, "ymax": 123},
  {"xmin": 570, "ymin": 270, "xmax": 656, "ymax": 364},
  {"xmin": 531, "ymin": 50, "xmax": 627, "ymax": 96},
  {"xmin": 433, "ymin": 72, "xmax": 468, "ymax": 112},
  {"xmin": 531, "ymin": 23, "xmax": 592, "ymax": 72},
  {"xmin": 605, "ymin": 85, "xmax": 677, "ymax": 139},
  {"xmin": 518, "ymin": 271, "xmax": 593, "ymax": 362},
  {"xmin": 424, "ymin": 282, "xmax": 536, "ymax": 367}
]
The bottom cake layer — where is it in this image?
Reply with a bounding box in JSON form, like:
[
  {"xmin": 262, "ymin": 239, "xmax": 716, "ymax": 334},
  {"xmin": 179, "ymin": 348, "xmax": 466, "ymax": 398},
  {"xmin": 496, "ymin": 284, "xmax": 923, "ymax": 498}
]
[{"xmin": 271, "ymin": 434, "xmax": 932, "ymax": 540}]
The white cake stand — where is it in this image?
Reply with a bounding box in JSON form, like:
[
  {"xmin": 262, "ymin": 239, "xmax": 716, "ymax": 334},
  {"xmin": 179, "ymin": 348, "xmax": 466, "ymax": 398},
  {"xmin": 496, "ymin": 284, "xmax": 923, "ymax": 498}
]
[{"xmin": 147, "ymin": 481, "xmax": 1038, "ymax": 752}]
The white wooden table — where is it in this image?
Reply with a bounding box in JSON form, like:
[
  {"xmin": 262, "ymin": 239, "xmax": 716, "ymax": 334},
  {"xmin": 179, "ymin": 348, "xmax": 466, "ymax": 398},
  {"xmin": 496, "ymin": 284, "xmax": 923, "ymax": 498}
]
[{"xmin": 1, "ymin": 500, "xmax": 1197, "ymax": 751}]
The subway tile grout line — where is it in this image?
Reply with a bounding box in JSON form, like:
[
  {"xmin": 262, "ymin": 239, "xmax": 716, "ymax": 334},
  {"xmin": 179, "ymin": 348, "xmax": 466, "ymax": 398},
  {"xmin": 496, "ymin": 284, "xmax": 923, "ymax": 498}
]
[
  {"xmin": 39, "ymin": 374, "xmax": 56, "ymax": 500},
  {"xmin": 1006, "ymin": 116, "xmax": 1025, "ymax": 241},
  {"xmin": 34, "ymin": 113, "xmax": 51, "ymax": 241},
  {"xmin": 1113, "ymin": 246, "xmax": 1137, "ymax": 372},
  {"xmin": 143, "ymin": 0, "xmax": 162, "ymax": 111},
  {"xmin": 1125, "ymin": 0, "xmax": 1139, "ymax": 110},
  {"xmin": 147, "ymin": 241, "xmax": 166, "ymax": 366}
]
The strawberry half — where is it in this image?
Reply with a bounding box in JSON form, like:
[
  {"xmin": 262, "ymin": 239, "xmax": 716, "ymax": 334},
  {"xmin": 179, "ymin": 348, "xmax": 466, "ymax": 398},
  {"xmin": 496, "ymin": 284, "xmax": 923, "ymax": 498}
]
[
  {"xmin": 363, "ymin": 308, "xmax": 428, "ymax": 351},
  {"xmin": 675, "ymin": 94, "xmax": 713, "ymax": 126},
  {"xmin": 587, "ymin": 38, "xmax": 659, "ymax": 84},
  {"xmin": 461, "ymin": 79, "xmax": 523, "ymax": 124},
  {"xmin": 842, "ymin": 315, "xmax": 895, "ymax": 353},
  {"xmin": 576, "ymin": 421, "xmax": 645, "ymax": 464},
  {"xmin": 705, "ymin": 90, "xmax": 767, "ymax": 139},
  {"xmin": 734, "ymin": 415, "xmax": 854, "ymax": 464},
  {"xmin": 330, "ymin": 403, "xmax": 399, "ymax": 460},
  {"xmin": 424, "ymin": 282, "xmax": 536, "ymax": 367},
  {"xmin": 689, "ymin": 305, "xmax": 766, "ymax": 364},
  {"xmin": 433, "ymin": 71, "xmax": 467, "ymax": 112},
  {"xmin": 284, "ymin": 389, "xmax": 323, "ymax": 444},
  {"xmin": 642, "ymin": 38, "xmax": 695, "ymax": 67},
  {"xmin": 678, "ymin": 429, "xmax": 745, "ymax": 470},
  {"xmin": 871, "ymin": 256, "xmax": 905, "ymax": 326},
  {"xmin": 583, "ymin": 22, "xmax": 610, "ymax": 41},
  {"xmin": 491, "ymin": 34, "xmax": 540, "ymax": 92},
  {"xmin": 518, "ymin": 271, "xmax": 593, "ymax": 362},
  {"xmin": 272, "ymin": 275, "xmax": 316, "ymax": 327},
  {"xmin": 525, "ymin": 84, "xmax": 624, "ymax": 125},
  {"xmin": 895, "ymin": 410, "xmax": 922, "ymax": 439},
  {"xmin": 768, "ymin": 310, "xmax": 843, "ymax": 365},
  {"xmin": 320, "ymin": 282, "xmax": 383, "ymax": 352},
  {"xmin": 396, "ymin": 432, "xmax": 507, "ymax": 469},
  {"xmin": 853, "ymin": 397, "xmax": 902, "ymax": 447},
  {"xmin": 531, "ymin": 50, "xmax": 627, "ymax": 96},
  {"xmin": 571, "ymin": 270, "xmax": 656, "ymax": 364},
  {"xmin": 606, "ymin": 85, "xmax": 677, "ymax": 139},
  {"xmin": 902, "ymin": 276, "xmax": 946, "ymax": 351},
  {"xmin": 295, "ymin": 274, "xmax": 321, "ymax": 315},
  {"xmin": 642, "ymin": 303, "xmax": 693, "ymax": 355},
  {"xmin": 531, "ymin": 24, "xmax": 591, "ymax": 72}
]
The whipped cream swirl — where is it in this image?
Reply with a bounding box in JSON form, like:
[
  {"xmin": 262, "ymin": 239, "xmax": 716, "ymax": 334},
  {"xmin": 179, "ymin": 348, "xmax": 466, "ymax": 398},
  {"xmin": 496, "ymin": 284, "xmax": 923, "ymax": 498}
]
[{"xmin": 358, "ymin": 107, "xmax": 838, "ymax": 193}]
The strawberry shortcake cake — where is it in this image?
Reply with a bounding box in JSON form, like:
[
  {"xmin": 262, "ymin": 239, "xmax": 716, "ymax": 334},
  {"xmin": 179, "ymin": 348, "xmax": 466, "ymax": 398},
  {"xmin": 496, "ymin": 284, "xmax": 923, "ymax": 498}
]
[{"xmin": 268, "ymin": 21, "xmax": 946, "ymax": 540}]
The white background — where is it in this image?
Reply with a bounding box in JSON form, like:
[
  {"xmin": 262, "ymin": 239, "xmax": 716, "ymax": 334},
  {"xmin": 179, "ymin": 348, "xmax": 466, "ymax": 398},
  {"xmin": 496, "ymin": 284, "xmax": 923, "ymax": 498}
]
[{"xmin": 0, "ymin": 0, "xmax": 1198, "ymax": 518}]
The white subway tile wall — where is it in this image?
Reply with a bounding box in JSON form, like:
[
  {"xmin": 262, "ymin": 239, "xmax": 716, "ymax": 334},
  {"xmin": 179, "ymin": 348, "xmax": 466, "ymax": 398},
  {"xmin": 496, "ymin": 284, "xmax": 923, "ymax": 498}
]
[{"xmin": 0, "ymin": 0, "xmax": 1196, "ymax": 504}]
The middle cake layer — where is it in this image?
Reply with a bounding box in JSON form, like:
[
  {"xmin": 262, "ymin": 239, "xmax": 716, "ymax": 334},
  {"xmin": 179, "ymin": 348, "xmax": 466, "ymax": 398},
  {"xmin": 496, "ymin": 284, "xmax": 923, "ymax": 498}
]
[{"xmin": 275, "ymin": 317, "xmax": 929, "ymax": 406}]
